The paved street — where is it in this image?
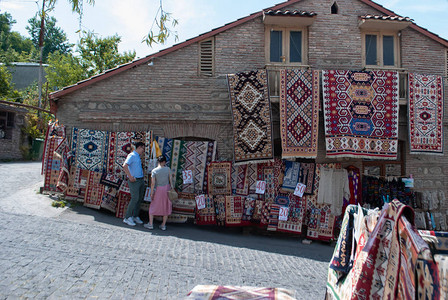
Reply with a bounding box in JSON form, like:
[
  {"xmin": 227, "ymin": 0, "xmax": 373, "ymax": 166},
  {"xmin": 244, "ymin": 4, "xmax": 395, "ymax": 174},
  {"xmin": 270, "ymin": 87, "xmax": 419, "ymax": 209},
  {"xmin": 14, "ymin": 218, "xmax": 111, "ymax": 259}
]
[{"xmin": 0, "ymin": 162, "xmax": 334, "ymax": 299}]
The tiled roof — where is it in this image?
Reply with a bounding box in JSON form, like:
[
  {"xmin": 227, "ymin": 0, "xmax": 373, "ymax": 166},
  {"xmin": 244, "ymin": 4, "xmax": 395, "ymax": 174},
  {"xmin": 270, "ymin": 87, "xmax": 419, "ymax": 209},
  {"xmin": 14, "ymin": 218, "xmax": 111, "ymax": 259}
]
[
  {"xmin": 360, "ymin": 14, "xmax": 413, "ymax": 22},
  {"xmin": 264, "ymin": 9, "xmax": 317, "ymax": 17}
]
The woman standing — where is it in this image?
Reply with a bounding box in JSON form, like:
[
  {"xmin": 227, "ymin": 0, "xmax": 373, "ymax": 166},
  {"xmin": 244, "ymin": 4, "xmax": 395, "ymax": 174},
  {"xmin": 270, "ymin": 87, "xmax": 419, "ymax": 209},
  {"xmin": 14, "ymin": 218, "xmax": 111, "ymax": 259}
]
[{"xmin": 144, "ymin": 156, "xmax": 172, "ymax": 230}]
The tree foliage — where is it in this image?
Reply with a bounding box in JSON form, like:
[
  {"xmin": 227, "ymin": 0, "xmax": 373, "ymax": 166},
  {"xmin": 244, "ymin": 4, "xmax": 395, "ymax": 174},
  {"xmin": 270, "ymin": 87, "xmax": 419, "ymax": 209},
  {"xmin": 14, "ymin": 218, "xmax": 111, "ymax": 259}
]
[
  {"xmin": 46, "ymin": 51, "xmax": 85, "ymax": 91},
  {"xmin": 27, "ymin": 15, "xmax": 72, "ymax": 63},
  {"xmin": 0, "ymin": 12, "xmax": 36, "ymax": 63},
  {"xmin": 45, "ymin": 32, "xmax": 136, "ymax": 91},
  {"xmin": 0, "ymin": 66, "xmax": 21, "ymax": 101},
  {"xmin": 77, "ymin": 32, "xmax": 136, "ymax": 78}
]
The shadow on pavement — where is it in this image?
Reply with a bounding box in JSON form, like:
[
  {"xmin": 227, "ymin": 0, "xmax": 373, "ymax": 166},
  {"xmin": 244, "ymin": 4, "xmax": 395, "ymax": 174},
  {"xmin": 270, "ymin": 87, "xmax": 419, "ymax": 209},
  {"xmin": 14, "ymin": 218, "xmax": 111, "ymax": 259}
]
[{"xmin": 59, "ymin": 204, "xmax": 334, "ymax": 263}]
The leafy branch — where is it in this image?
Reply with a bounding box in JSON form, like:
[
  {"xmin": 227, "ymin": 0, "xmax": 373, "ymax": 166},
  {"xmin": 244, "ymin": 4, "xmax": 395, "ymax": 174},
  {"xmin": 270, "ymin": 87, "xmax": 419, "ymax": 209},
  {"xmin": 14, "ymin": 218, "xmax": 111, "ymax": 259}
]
[{"xmin": 143, "ymin": 0, "xmax": 178, "ymax": 47}]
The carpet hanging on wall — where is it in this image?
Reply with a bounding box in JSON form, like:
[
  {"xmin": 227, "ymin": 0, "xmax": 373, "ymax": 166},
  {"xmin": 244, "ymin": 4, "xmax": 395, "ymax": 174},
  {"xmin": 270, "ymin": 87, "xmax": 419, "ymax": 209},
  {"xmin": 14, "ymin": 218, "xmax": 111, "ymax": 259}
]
[
  {"xmin": 322, "ymin": 70, "xmax": 399, "ymax": 159},
  {"xmin": 71, "ymin": 128, "xmax": 110, "ymax": 172},
  {"xmin": 207, "ymin": 161, "xmax": 232, "ymax": 195},
  {"xmin": 280, "ymin": 69, "xmax": 320, "ymax": 158},
  {"xmin": 227, "ymin": 70, "xmax": 274, "ymax": 165},
  {"xmin": 408, "ymin": 73, "xmax": 444, "ymax": 154}
]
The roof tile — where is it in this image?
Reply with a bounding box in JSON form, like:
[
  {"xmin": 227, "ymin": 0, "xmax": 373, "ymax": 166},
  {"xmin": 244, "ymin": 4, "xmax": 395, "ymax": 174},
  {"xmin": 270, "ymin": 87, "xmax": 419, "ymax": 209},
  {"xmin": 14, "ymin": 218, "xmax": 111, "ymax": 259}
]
[{"xmin": 264, "ymin": 9, "xmax": 317, "ymax": 17}]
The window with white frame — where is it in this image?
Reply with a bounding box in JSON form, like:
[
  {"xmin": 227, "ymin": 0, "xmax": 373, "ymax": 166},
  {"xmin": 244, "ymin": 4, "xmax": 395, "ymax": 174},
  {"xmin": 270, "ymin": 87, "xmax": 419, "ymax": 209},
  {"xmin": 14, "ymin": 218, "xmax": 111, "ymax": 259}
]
[
  {"xmin": 362, "ymin": 32, "xmax": 399, "ymax": 67},
  {"xmin": 266, "ymin": 27, "xmax": 307, "ymax": 65}
]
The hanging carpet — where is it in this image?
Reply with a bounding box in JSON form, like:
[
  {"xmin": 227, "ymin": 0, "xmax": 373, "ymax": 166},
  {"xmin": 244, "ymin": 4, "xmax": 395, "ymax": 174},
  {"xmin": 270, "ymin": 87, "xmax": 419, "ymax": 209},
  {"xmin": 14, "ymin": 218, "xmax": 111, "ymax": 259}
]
[
  {"xmin": 408, "ymin": 73, "xmax": 444, "ymax": 154},
  {"xmin": 322, "ymin": 70, "xmax": 400, "ymax": 159},
  {"xmin": 225, "ymin": 196, "xmax": 244, "ymax": 226},
  {"xmin": 227, "ymin": 70, "xmax": 274, "ymax": 164},
  {"xmin": 207, "ymin": 162, "xmax": 232, "ymax": 195},
  {"xmin": 280, "ymin": 69, "xmax": 320, "ymax": 158},
  {"xmin": 277, "ymin": 195, "xmax": 307, "ymax": 235},
  {"xmin": 43, "ymin": 136, "xmax": 64, "ymax": 193},
  {"xmin": 281, "ymin": 161, "xmax": 301, "ymax": 193},
  {"xmin": 84, "ymin": 171, "xmax": 105, "ymax": 209},
  {"xmin": 157, "ymin": 137, "xmax": 173, "ymax": 168},
  {"xmin": 172, "ymin": 192, "xmax": 196, "ymax": 218},
  {"xmin": 71, "ymin": 128, "xmax": 109, "ymax": 172},
  {"xmin": 195, "ymin": 195, "xmax": 216, "ymax": 225},
  {"xmin": 106, "ymin": 131, "xmax": 133, "ymax": 176}
]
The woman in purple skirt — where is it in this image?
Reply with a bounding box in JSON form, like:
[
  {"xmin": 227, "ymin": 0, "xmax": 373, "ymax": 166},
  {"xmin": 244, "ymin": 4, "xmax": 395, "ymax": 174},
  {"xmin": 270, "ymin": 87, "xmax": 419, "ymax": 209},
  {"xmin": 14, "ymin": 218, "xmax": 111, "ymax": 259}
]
[{"xmin": 144, "ymin": 156, "xmax": 172, "ymax": 230}]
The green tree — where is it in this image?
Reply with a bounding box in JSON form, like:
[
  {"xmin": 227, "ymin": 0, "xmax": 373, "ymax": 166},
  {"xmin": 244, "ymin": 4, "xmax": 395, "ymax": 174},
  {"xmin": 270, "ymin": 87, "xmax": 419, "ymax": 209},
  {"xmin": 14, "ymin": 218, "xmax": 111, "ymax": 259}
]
[
  {"xmin": 0, "ymin": 65, "xmax": 21, "ymax": 101},
  {"xmin": 0, "ymin": 12, "xmax": 36, "ymax": 63},
  {"xmin": 27, "ymin": 15, "xmax": 72, "ymax": 63},
  {"xmin": 46, "ymin": 51, "xmax": 85, "ymax": 91},
  {"xmin": 77, "ymin": 32, "xmax": 136, "ymax": 77},
  {"xmin": 0, "ymin": 65, "xmax": 13, "ymax": 96}
]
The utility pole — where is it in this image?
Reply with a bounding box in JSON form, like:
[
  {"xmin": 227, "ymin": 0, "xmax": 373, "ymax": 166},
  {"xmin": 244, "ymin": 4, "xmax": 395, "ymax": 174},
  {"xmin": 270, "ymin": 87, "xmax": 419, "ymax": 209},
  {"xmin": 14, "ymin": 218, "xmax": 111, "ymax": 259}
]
[{"xmin": 38, "ymin": 0, "xmax": 46, "ymax": 116}]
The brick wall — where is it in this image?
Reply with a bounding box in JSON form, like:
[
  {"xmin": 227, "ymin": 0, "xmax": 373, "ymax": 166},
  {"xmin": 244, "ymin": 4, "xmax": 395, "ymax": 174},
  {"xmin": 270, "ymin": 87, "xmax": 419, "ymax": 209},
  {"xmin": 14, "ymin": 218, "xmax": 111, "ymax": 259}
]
[
  {"xmin": 0, "ymin": 126, "xmax": 24, "ymax": 160},
  {"xmin": 54, "ymin": 0, "xmax": 448, "ymax": 208}
]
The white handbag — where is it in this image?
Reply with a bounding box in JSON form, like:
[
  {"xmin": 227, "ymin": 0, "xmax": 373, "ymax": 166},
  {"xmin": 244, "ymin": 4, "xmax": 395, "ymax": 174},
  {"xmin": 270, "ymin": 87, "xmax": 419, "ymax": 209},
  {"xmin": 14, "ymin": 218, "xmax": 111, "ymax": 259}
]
[{"xmin": 147, "ymin": 141, "xmax": 158, "ymax": 173}]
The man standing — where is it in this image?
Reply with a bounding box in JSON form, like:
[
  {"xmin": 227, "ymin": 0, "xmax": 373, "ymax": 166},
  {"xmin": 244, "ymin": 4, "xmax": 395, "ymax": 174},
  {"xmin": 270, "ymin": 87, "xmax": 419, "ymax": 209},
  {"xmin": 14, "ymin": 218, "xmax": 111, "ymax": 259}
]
[{"xmin": 122, "ymin": 142, "xmax": 146, "ymax": 226}]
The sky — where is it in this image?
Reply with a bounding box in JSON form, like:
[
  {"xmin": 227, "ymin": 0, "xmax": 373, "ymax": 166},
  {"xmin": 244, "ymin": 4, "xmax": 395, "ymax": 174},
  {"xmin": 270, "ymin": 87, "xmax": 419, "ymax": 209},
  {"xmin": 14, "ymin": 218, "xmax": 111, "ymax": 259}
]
[{"xmin": 1, "ymin": 0, "xmax": 447, "ymax": 59}]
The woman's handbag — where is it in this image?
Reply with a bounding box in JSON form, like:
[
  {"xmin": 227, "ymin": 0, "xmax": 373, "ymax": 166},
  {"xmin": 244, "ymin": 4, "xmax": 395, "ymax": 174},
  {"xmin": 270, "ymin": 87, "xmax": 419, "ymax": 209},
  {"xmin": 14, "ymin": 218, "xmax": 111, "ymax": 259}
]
[{"xmin": 168, "ymin": 188, "xmax": 178, "ymax": 201}]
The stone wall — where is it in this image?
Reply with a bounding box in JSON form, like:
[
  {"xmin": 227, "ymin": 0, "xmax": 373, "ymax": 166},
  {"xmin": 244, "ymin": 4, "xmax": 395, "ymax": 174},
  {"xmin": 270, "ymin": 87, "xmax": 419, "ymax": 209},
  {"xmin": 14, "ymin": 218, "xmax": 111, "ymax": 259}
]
[
  {"xmin": 0, "ymin": 122, "xmax": 23, "ymax": 160},
  {"xmin": 53, "ymin": 0, "xmax": 448, "ymax": 209}
]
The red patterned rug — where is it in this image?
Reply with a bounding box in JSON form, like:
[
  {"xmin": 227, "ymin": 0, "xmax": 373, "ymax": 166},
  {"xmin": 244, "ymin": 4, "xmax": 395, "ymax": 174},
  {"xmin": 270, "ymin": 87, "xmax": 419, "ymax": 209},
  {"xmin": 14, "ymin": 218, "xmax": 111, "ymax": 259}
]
[
  {"xmin": 280, "ymin": 69, "xmax": 320, "ymax": 158},
  {"xmin": 195, "ymin": 195, "xmax": 216, "ymax": 225},
  {"xmin": 107, "ymin": 131, "xmax": 133, "ymax": 175},
  {"xmin": 322, "ymin": 70, "xmax": 399, "ymax": 159},
  {"xmin": 257, "ymin": 159, "xmax": 284, "ymax": 203},
  {"xmin": 225, "ymin": 196, "xmax": 243, "ymax": 226},
  {"xmin": 277, "ymin": 195, "xmax": 307, "ymax": 234},
  {"xmin": 227, "ymin": 70, "xmax": 274, "ymax": 164},
  {"xmin": 408, "ymin": 73, "xmax": 444, "ymax": 154},
  {"xmin": 115, "ymin": 192, "xmax": 131, "ymax": 219},
  {"xmin": 84, "ymin": 171, "xmax": 105, "ymax": 209},
  {"xmin": 172, "ymin": 192, "xmax": 196, "ymax": 218},
  {"xmin": 42, "ymin": 136, "xmax": 64, "ymax": 193},
  {"xmin": 234, "ymin": 164, "xmax": 249, "ymax": 195}
]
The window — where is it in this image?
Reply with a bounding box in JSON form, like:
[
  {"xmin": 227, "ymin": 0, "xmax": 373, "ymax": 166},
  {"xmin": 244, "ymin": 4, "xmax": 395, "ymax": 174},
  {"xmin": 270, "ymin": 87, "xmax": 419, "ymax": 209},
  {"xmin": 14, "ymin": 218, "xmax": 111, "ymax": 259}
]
[
  {"xmin": 0, "ymin": 111, "xmax": 14, "ymax": 139},
  {"xmin": 331, "ymin": 2, "xmax": 339, "ymax": 14},
  {"xmin": 363, "ymin": 32, "xmax": 399, "ymax": 67},
  {"xmin": 199, "ymin": 38, "xmax": 214, "ymax": 76},
  {"xmin": 266, "ymin": 27, "xmax": 307, "ymax": 65}
]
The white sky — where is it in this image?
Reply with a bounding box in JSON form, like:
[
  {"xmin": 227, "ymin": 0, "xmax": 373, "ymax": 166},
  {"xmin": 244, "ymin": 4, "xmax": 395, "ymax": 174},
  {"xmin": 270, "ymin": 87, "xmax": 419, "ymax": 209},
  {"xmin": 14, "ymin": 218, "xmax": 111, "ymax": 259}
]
[{"xmin": 1, "ymin": 0, "xmax": 447, "ymax": 59}]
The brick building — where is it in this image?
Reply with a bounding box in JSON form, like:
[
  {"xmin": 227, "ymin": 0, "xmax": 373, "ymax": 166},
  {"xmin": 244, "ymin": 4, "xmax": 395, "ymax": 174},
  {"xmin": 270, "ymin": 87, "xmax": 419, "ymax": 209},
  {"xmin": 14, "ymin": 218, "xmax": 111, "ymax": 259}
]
[
  {"xmin": 49, "ymin": 0, "xmax": 448, "ymax": 211},
  {"xmin": 0, "ymin": 103, "xmax": 27, "ymax": 160}
]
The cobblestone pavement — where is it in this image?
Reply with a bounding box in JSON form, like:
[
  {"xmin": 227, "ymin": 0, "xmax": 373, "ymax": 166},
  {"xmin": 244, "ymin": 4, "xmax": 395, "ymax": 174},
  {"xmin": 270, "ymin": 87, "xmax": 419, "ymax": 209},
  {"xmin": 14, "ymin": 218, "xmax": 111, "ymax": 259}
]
[{"xmin": 0, "ymin": 162, "xmax": 334, "ymax": 299}]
